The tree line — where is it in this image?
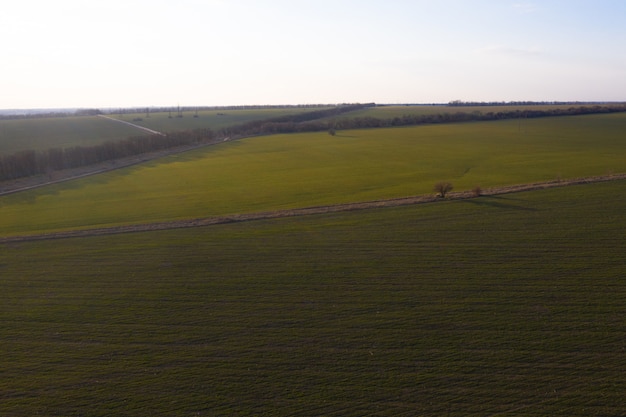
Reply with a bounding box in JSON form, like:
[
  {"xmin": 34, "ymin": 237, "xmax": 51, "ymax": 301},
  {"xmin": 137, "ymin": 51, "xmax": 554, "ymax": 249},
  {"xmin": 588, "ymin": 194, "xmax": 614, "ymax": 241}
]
[
  {"xmin": 447, "ymin": 100, "xmax": 624, "ymax": 107},
  {"xmin": 219, "ymin": 103, "xmax": 626, "ymax": 136}
]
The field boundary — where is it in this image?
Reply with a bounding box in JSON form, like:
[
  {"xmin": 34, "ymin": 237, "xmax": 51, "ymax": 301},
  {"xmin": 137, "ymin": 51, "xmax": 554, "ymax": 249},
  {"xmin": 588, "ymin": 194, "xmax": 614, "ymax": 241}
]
[{"xmin": 2, "ymin": 173, "xmax": 625, "ymax": 243}]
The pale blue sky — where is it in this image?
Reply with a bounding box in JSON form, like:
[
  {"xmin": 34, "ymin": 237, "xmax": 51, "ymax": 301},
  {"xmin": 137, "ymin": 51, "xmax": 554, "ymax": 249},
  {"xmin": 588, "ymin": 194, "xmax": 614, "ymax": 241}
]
[{"xmin": 2, "ymin": 0, "xmax": 625, "ymax": 108}]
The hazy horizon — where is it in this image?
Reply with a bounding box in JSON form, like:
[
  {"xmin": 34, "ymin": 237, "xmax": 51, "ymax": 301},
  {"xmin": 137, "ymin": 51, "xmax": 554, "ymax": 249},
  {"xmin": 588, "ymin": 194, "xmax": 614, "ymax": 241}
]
[{"xmin": 3, "ymin": 0, "xmax": 625, "ymax": 109}]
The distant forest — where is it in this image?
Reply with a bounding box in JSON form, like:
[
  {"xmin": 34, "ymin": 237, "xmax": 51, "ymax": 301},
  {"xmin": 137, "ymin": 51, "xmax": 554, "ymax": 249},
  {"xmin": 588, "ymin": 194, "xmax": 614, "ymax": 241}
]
[{"xmin": 2, "ymin": 103, "xmax": 626, "ymax": 182}]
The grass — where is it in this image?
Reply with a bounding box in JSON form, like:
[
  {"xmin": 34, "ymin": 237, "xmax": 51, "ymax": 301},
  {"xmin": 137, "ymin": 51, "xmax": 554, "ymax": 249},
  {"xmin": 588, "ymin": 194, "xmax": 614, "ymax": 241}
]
[
  {"xmin": 1, "ymin": 180, "xmax": 625, "ymax": 416},
  {"xmin": 0, "ymin": 116, "xmax": 139, "ymax": 154},
  {"xmin": 1, "ymin": 113, "xmax": 626, "ymax": 236}
]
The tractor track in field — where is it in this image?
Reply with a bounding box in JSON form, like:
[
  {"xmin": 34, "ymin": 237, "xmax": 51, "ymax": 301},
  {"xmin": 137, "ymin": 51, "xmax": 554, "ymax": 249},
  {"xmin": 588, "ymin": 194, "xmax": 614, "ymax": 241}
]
[{"xmin": 1, "ymin": 173, "xmax": 626, "ymax": 244}]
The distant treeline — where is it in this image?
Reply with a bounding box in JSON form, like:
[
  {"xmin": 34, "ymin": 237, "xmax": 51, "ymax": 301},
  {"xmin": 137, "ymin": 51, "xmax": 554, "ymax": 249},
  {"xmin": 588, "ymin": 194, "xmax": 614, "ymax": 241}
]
[
  {"xmin": 108, "ymin": 104, "xmax": 337, "ymax": 116},
  {"xmin": 2, "ymin": 103, "xmax": 626, "ymax": 183},
  {"xmin": 0, "ymin": 104, "xmax": 334, "ymax": 120},
  {"xmin": 0, "ymin": 112, "xmax": 74, "ymax": 121},
  {"xmin": 447, "ymin": 100, "xmax": 626, "ymax": 106},
  {"xmin": 0, "ymin": 109, "xmax": 104, "ymax": 120}
]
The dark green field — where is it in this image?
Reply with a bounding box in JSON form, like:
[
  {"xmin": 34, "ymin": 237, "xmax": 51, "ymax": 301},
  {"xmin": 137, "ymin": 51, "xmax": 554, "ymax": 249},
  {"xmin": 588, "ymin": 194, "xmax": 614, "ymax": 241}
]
[{"xmin": 2, "ymin": 180, "xmax": 625, "ymax": 416}]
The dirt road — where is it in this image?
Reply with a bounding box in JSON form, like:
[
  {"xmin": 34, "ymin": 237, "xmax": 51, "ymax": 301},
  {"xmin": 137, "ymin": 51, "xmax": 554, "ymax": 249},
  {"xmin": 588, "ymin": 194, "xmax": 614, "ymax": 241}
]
[
  {"xmin": 98, "ymin": 114, "xmax": 165, "ymax": 136},
  {"xmin": 1, "ymin": 173, "xmax": 625, "ymax": 244}
]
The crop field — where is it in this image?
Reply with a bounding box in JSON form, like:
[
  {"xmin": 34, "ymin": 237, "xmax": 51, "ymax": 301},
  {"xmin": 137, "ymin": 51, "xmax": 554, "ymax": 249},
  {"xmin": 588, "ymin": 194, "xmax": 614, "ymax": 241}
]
[
  {"xmin": 1, "ymin": 180, "xmax": 625, "ymax": 416},
  {"xmin": 1, "ymin": 113, "xmax": 626, "ymax": 237},
  {"xmin": 341, "ymin": 104, "xmax": 611, "ymax": 119},
  {"xmin": 107, "ymin": 107, "xmax": 332, "ymax": 133},
  {"xmin": 0, "ymin": 116, "xmax": 140, "ymax": 154}
]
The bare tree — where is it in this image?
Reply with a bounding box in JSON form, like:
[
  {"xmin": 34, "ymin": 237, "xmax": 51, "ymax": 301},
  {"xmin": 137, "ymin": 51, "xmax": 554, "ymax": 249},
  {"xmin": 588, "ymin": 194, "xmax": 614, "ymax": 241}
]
[{"xmin": 434, "ymin": 182, "xmax": 453, "ymax": 198}]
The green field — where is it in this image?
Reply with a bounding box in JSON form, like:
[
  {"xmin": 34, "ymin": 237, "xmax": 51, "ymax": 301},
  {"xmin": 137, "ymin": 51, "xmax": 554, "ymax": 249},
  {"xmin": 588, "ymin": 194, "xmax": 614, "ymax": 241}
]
[
  {"xmin": 0, "ymin": 116, "xmax": 140, "ymax": 154},
  {"xmin": 1, "ymin": 180, "xmax": 625, "ymax": 416},
  {"xmin": 1, "ymin": 113, "xmax": 626, "ymax": 237},
  {"xmin": 107, "ymin": 107, "xmax": 332, "ymax": 134}
]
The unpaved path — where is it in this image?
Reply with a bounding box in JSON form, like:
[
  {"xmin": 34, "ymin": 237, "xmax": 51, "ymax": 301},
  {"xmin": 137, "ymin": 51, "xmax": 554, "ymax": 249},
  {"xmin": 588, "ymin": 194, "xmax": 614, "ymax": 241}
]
[
  {"xmin": 1, "ymin": 173, "xmax": 625, "ymax": 244},
  {"xmin": 98, "ymin": 114, "xmax": 165, "ymax": 136}
]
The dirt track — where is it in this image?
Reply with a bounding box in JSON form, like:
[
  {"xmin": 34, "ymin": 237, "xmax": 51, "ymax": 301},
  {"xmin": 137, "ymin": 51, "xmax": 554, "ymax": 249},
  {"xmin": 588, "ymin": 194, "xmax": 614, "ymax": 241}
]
[{"xmin": 2, "ymin": 173, "xmax": 625, "ymax": 244}]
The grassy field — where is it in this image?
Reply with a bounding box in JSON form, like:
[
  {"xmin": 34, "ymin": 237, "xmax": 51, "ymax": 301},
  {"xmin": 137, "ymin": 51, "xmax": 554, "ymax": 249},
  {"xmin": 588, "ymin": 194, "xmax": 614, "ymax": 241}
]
[
  {"xmin": 341, "ymin": 104, "xmax": 612, "ymax": 119},
  {"xmin": 107, "ymin": 107, "xmax": 332, "ymax": 133},
  {"xmin": 1, "ymin": 113, "xmax": 626, "ymax": 237},
  {"xmin": 1, "ymin": 180, "xmax": 625, "ymax": 416},
  {"xmin": 0, "ymin": 116, "xmax": 143, "ymax": 154}
]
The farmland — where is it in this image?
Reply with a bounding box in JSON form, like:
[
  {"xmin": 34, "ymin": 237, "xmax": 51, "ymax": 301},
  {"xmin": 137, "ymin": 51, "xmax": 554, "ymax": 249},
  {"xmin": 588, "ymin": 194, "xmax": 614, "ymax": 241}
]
[
  {"xmin": 1, "ymin": 112, "xmax": 626, "ymax": 237},
  {"xmin": 339, "ymin": 103, "xmax": 600, "ymax": 119},
  {"xmin": 1, "ymin": 180, "xmax": 625, "ymax": 416},
  {"xmin": 0, "ymin": 107, "xmax": 328, "ymax": 154},
  {"xmin": 106, "ymin": 106, "xmax": 334, "ymax": 133},
  {"xmin": 1, "ymin": 106, "xmax": 626, "ymax": 416},
  {"xmin": 0, "ymin": 116, "xmax": 139, "ymax": 154}
]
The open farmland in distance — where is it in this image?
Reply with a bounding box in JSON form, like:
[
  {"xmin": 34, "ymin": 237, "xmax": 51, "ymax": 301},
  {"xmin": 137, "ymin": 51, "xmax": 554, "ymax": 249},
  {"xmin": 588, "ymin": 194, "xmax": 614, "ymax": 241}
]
[
  {"xmin": 1, "ymin": 113, "xmax": 626, "ymax": 237},
  {"xmin": 107, "ymin": 106, "xmax": 333, "ymax": 133},
  {"xmin": 0, "ymin": 107, "xmax": 330, "ymax": 155},
  {"xmin": 1, "ymin": 180, "xmax": 625, "ymax": 416},
  {"xmin": 0, "ymin": 116, "xmax": 139, "ymax": 154}
]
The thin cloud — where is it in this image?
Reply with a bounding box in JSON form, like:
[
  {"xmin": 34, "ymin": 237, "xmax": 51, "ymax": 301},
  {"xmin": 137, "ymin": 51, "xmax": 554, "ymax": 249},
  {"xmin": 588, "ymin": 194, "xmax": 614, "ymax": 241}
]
[{"xmin": 512, "ymin": 2, "xmax": 538, "ymax": 14}]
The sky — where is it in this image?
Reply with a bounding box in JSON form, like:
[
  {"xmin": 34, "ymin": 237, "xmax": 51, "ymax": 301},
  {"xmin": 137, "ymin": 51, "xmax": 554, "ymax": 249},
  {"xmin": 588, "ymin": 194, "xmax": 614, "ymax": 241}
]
[{"xmin": 2, "ymin": 0, "xmax": 626, "ymax": 109}]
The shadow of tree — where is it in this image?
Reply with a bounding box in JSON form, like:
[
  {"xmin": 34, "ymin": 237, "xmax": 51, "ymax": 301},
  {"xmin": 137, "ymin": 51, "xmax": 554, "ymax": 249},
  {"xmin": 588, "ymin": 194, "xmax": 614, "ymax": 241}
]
[{"xmin": 461, "ymin": 195, "xmax": 539, "ymax": 211}]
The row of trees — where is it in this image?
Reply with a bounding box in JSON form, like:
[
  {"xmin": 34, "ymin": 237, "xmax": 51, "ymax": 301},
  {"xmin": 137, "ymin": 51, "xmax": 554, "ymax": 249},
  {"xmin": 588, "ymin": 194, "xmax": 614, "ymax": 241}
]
[
  {"xmin": 0, "ymin": 129, "xmax": 216, "ymax": 181},
  {"xmin": 447, "ymin": 100, "xmax": 624, "ymax": 106}
]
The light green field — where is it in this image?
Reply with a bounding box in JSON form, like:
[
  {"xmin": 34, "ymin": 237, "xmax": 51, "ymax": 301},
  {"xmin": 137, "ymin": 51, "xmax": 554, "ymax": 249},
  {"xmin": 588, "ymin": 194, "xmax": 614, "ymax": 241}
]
[
  {"xmin": 0, "ymin": 116, "xmax": 140, "ymax": 154},
  {"xmin": 1, "ymin": 113, "xmax": 625, "ymax": 236},
  {"xmin": 2, "ymin": 181, "xmax": 625, "ymax": 416},
  {"xmin": 108, "ymin": 107, "xmax": 331, "ymax": 133}
]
